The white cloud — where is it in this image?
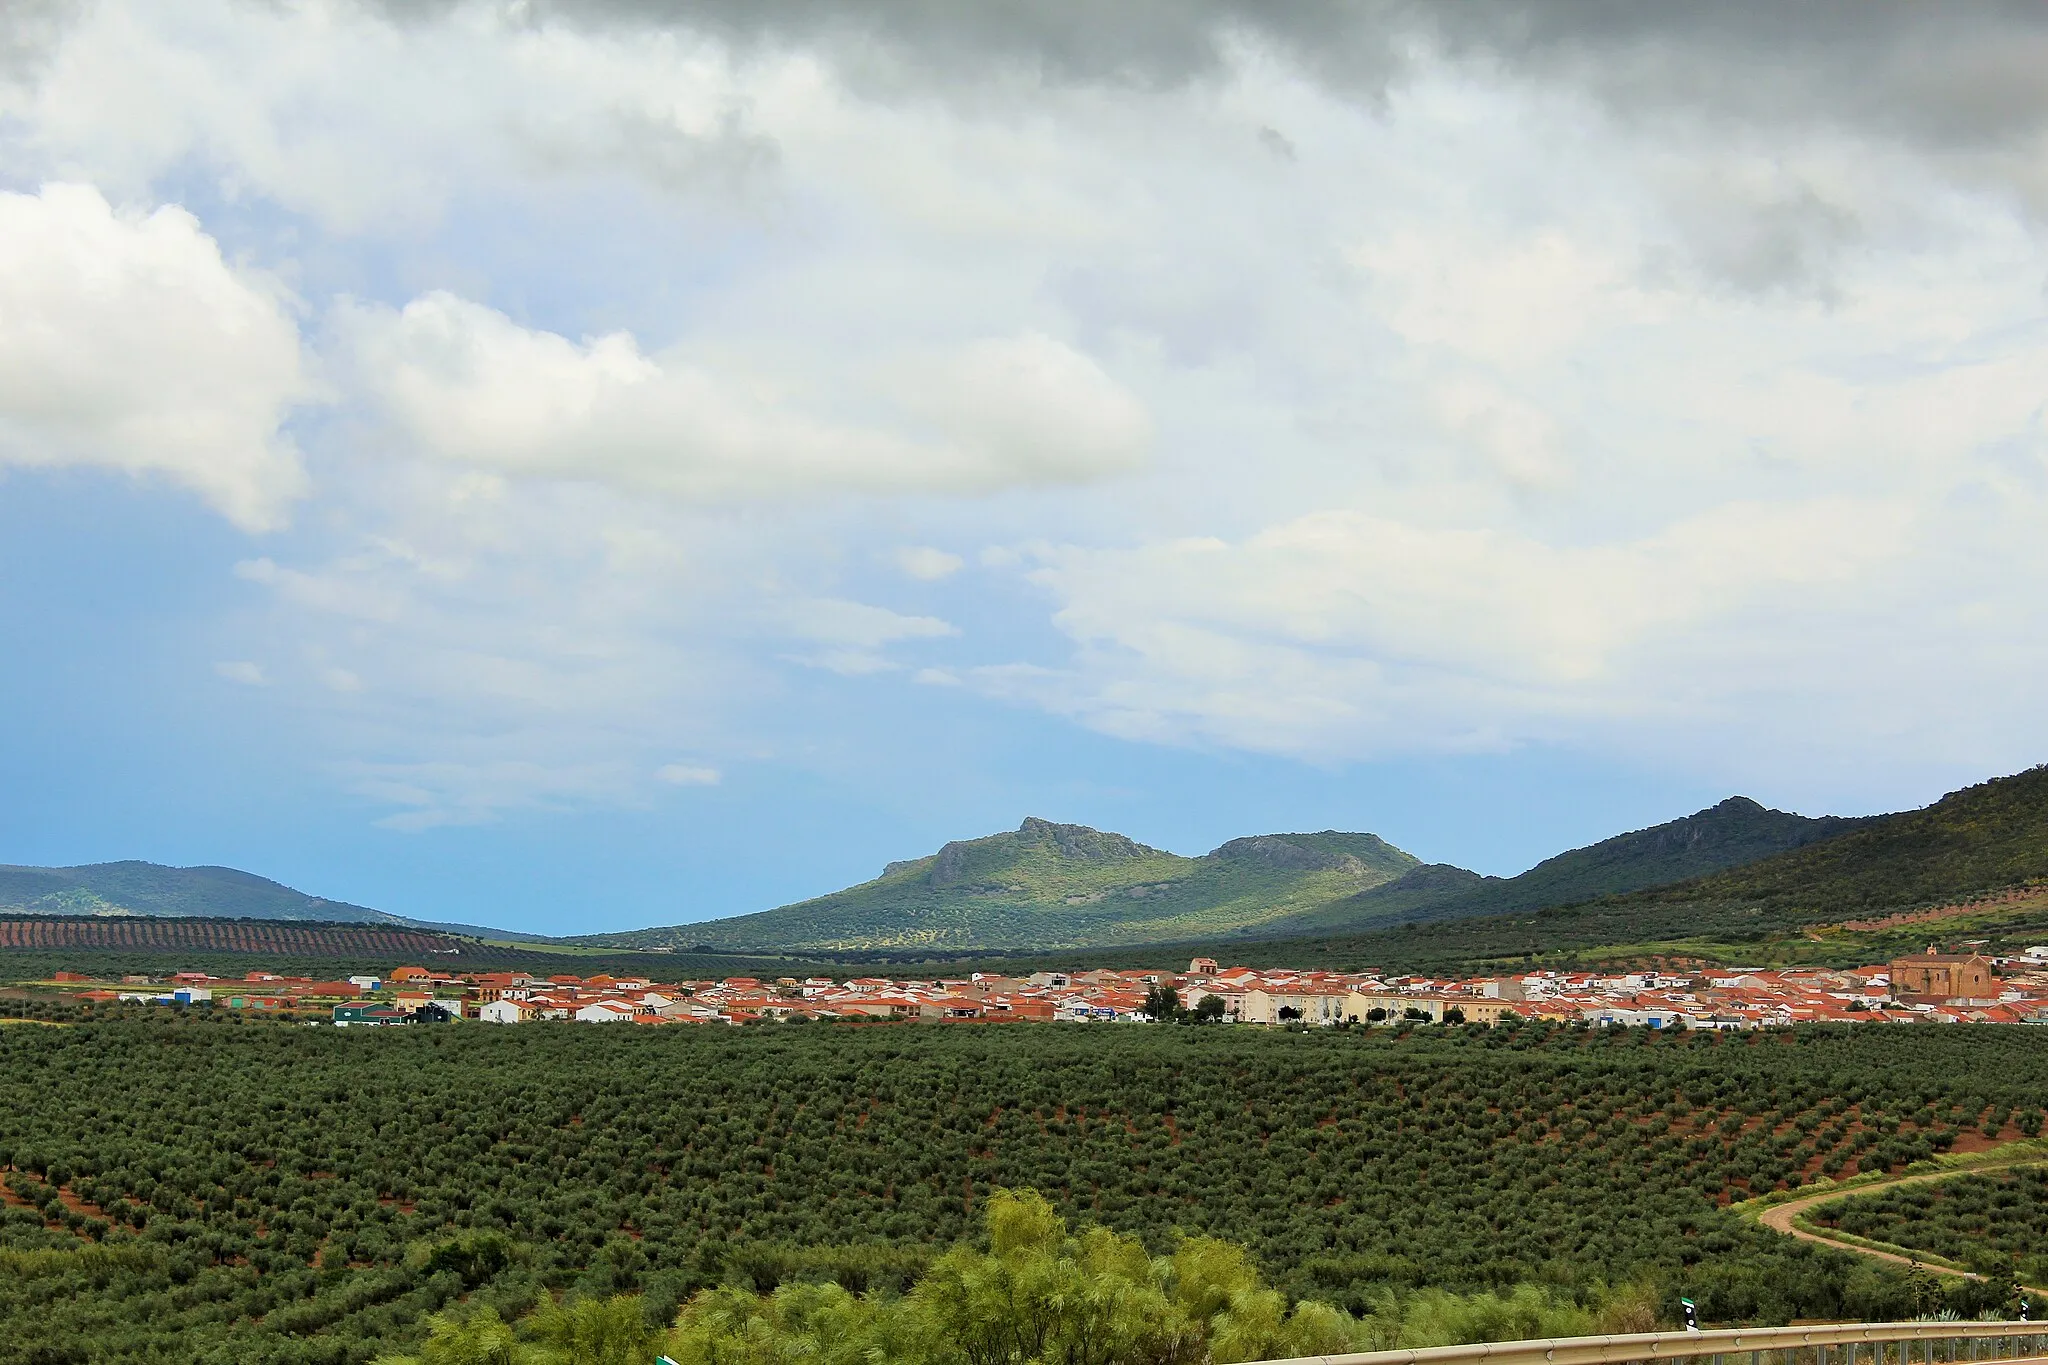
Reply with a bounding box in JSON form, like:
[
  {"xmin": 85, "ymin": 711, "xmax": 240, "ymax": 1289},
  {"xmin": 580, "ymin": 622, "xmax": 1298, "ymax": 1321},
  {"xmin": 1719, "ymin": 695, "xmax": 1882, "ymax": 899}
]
[
  {"xmin": 218, "ymin": 471, "xmax": 761, "ymax": 829},
  {"xmin": 334, "ymin": 293, "xmax": 1148, "ymax": 501},
  {"xmin": 894, "ymin": 546, "xmax": 964, "ymax": 580},
  {"xmin": 1353, "ymin": 229, "xmax": 1633, "ymax": 368},
  {"xmin": 344, "ymin": 758, "xmax": 645, "ymax": 831},
  {"xmin": 656, "ymin": 763, "xmax": 722, "ymax": 786},
  {"xmin": 0, "ymin": 184, "xmax": 312, "ymax": 530},
  {"xmin": 994, "ymin": 201, "xmax": 2048, "ymax": 775},
  {"xmin": 14, "ymin": 0, "xmax": 2048, "ymax": 826},
  {"xmin": 780, "ymin": 597, "xmax": 957, "ymax": 675},
  {"xmin": 1, "ymin": 0, "xmax": 775, "ymax": 232},
  {"xmin": 1050, "ymin": 499, "xmax": 1910, "ymax": 691},
  {"xmin": 783, "ymin": 598, "xmax": 957, "ymax": 647},
  {"xmin": 894, "ymin": 333, "xmax": 1153, "ymax": 485},
  {"xmin": 1426, "ymin": 377, "xmax": 1574, "ymax": 492},
  {"xmin": 235, "ymin": 557, "xmax": 409, "ymax": 624},
  {"xmin": 1012, "ymin": 495, "xmax": 1918, "ymax": 759},
  {"xmin": 213, "ymin": 660, "xmax": 268, "ymax": 686}
]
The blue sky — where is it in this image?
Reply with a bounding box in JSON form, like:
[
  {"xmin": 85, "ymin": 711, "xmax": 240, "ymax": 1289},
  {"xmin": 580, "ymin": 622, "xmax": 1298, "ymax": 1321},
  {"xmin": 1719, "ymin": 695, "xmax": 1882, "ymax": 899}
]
[{"xmin": 4, "ymin": 2, "xmax": 2048, "ymax": 935}]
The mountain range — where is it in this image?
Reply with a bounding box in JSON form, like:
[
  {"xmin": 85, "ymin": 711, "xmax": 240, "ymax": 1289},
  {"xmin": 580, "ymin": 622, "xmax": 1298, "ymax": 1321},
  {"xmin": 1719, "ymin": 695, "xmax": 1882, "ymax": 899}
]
[
  {"xmin": 7, "ymin": 765, "xmax": 2046, "ymax": 961},
  {"xmin": 579, "ymin": 797, "xmax": 1868, "ymax": 954}
]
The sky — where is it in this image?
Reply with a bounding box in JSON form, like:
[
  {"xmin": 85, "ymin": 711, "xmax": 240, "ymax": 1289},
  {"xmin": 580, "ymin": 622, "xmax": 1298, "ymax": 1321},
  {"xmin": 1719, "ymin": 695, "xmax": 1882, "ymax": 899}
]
[{"xmin": 4, "ymin": 1, "xmax": 2048, "ymax": 935}]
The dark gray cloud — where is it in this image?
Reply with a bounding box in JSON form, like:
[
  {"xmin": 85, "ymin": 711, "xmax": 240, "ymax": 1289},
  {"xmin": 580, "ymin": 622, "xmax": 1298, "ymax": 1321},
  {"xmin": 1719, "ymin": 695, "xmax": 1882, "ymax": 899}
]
[
  {"xmin": 1422, "ymin": 2, "xmax": 2048, "ymax": 152},
  {"xmin": 374, "ymin": 0, "xmax": 2044, "ymax": 299},
  {"xmin": 361, "ymin": 1, "xmax": 2048, "ymax": 156},
  {"xmin": 376, "ymin": 0, "xmax": 1377, "ymax": 89},
  {"xmin": 0, "ymin": 0, "xmax": 75, "ymax": 78}
]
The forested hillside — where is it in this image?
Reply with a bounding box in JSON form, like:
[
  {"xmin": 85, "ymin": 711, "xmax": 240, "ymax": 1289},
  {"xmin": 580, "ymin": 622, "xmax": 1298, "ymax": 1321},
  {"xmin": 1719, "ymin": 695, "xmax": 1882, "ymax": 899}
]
[
  {"xmin": 1617, "ymin": 766, "xmax": 2048, "ymax": 921},
  {"xmin": 594, "ymin": 818, "xmax": 1420, "ymax": 952},
  {"xmin": 1196, "ymin": 767, "xmax": 2048, "ymax": 974},
  {"xmin": 1, "ymin": 1022, "xmax": 2040, "ymax": 1361},
  {"xmin": 1256, "ymin": 797, "xmax": 1868, "ymax": 938}
]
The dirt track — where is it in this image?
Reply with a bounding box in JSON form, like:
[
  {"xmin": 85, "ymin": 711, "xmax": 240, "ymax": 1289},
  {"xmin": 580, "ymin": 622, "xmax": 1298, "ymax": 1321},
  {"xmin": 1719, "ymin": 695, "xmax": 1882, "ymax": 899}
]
[{"xmin": 1754, "ymin": 1159, "xmax": 2048, "ymax": 1293}]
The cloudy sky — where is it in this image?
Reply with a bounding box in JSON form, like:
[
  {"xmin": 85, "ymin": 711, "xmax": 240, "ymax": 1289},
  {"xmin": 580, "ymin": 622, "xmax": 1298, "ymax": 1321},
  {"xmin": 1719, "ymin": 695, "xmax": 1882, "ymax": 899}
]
[{"xmin": 5, "ymin": 1, "xmax": 2048, "ymax": 933}]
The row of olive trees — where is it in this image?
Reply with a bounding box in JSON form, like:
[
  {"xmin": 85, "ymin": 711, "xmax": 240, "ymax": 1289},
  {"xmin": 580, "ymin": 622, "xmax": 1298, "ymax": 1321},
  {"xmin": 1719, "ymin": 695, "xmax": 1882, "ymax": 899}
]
[{"xmin": 11, "ymin": 1018, "xmax": 2047, "ymax": 1355}]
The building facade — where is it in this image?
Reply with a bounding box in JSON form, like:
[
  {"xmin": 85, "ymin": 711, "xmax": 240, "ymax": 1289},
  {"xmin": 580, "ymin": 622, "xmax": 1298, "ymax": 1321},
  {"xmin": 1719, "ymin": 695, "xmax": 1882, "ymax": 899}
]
[{"xmin": 1890, "ymin": 951, "xmax": 1997, "ymax": 1005}]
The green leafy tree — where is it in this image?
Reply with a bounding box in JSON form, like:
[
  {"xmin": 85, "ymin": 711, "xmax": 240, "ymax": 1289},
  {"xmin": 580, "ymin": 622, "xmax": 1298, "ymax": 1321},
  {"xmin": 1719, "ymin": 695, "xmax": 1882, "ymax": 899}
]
[
  {"xmin": 669, "ymin": 1190, "xmax": 1354, "ymax": 1365},
  {"xmin": 531, "ymin": 1294, "xmax": 660, "ymax": 1365},
  {"xmin": 663, "ymin": 1281, "xmax": 918, "ymax": 1365},
  {"xmin": 374, "ymin": 1305, "xmax": 523, "ymax": 1365}
]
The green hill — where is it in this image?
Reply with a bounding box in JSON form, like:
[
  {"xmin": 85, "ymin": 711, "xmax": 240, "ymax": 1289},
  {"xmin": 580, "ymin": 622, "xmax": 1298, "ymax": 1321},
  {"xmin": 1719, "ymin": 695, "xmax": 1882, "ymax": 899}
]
[
  {"xmin": 1207, "ymin": 764, "xmax": 2048, "ymax": 975},
  {"xmin": 586, "ymin": 817, "xmax": 1420, "ymax": 953},
  {"xmin": 1250, "ymin": 795, "xmax": 1869, "ymax": 938},
  {"xmin": 1618, "ymin": 764, "xmax": 2048, "ymax": 922},
  {"xmin": 0, "ymin": 861, "xmax": 402, "ymax": 924}
]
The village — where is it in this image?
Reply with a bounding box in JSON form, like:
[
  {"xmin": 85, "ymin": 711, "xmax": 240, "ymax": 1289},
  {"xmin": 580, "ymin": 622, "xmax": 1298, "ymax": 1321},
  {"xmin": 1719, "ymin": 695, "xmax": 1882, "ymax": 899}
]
[{"xmin": 43, "ymin": 944, "xmax": 2048, "ymax": 1029}]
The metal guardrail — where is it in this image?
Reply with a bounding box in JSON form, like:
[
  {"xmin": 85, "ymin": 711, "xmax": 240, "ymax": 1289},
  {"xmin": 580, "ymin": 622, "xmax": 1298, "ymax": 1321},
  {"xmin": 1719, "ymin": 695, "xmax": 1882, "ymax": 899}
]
[{"xmin": 1262, "ymin": 1320, "xmax": 2048, "ymax": 1365}]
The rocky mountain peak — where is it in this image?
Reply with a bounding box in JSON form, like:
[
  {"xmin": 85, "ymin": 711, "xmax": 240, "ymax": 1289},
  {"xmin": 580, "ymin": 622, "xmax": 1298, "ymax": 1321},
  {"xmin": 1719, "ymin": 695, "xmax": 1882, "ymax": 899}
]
[
  {"xmin": 1015, "ymin": 817, "xmax": 1152, "ymax": 861},
  {"xmin": 1208, "ymin": 835, "xmax": 1358, "ymax": 873}
]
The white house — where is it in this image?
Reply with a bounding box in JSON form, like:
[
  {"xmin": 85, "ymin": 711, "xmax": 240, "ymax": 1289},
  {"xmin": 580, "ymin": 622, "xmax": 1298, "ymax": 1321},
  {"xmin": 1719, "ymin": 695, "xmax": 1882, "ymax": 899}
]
[
  {"xmin": 575, "ymin": 1000, "xmax": 638, "ymax": 1023},
  {"xmin": 479, "ymin": 999, "xmax": 532, "ymax": 1024}
]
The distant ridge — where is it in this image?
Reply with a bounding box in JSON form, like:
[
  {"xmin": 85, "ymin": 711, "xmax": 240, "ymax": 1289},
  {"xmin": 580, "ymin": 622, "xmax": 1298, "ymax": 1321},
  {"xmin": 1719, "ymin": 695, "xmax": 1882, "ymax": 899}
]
[
  {"xmin": 0, "ymin": 861, "xmax": 404, "ymax": 925},
  {"xmin": 582, "ymin": 817, "xmax": 1421, "ymax": 953},
  {"xmin": 0, "ymin": 861, "xmax": 571, "ymax": 945},
  {"xmin": 1614, "ymin": 764, "xmax": 2048, "ymax": 920},
  {"xmin": 1248, "ymin": 795, "xmax": 1871, "ymax": 938}
]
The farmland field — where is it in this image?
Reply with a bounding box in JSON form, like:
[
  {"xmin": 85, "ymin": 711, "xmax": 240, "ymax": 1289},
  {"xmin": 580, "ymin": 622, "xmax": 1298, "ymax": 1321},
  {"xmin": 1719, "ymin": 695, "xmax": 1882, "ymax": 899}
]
[
  {"xmin": 1, "ymin": 1020, "xmax": 2043, "ymax": 1364},
  {"xmin": 0, "ymin": 916, "xmax": 473, "ymax": 959},
  {"xmin": 0, "ymin": 915, "xmax": 793, "ymax": 982}
]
